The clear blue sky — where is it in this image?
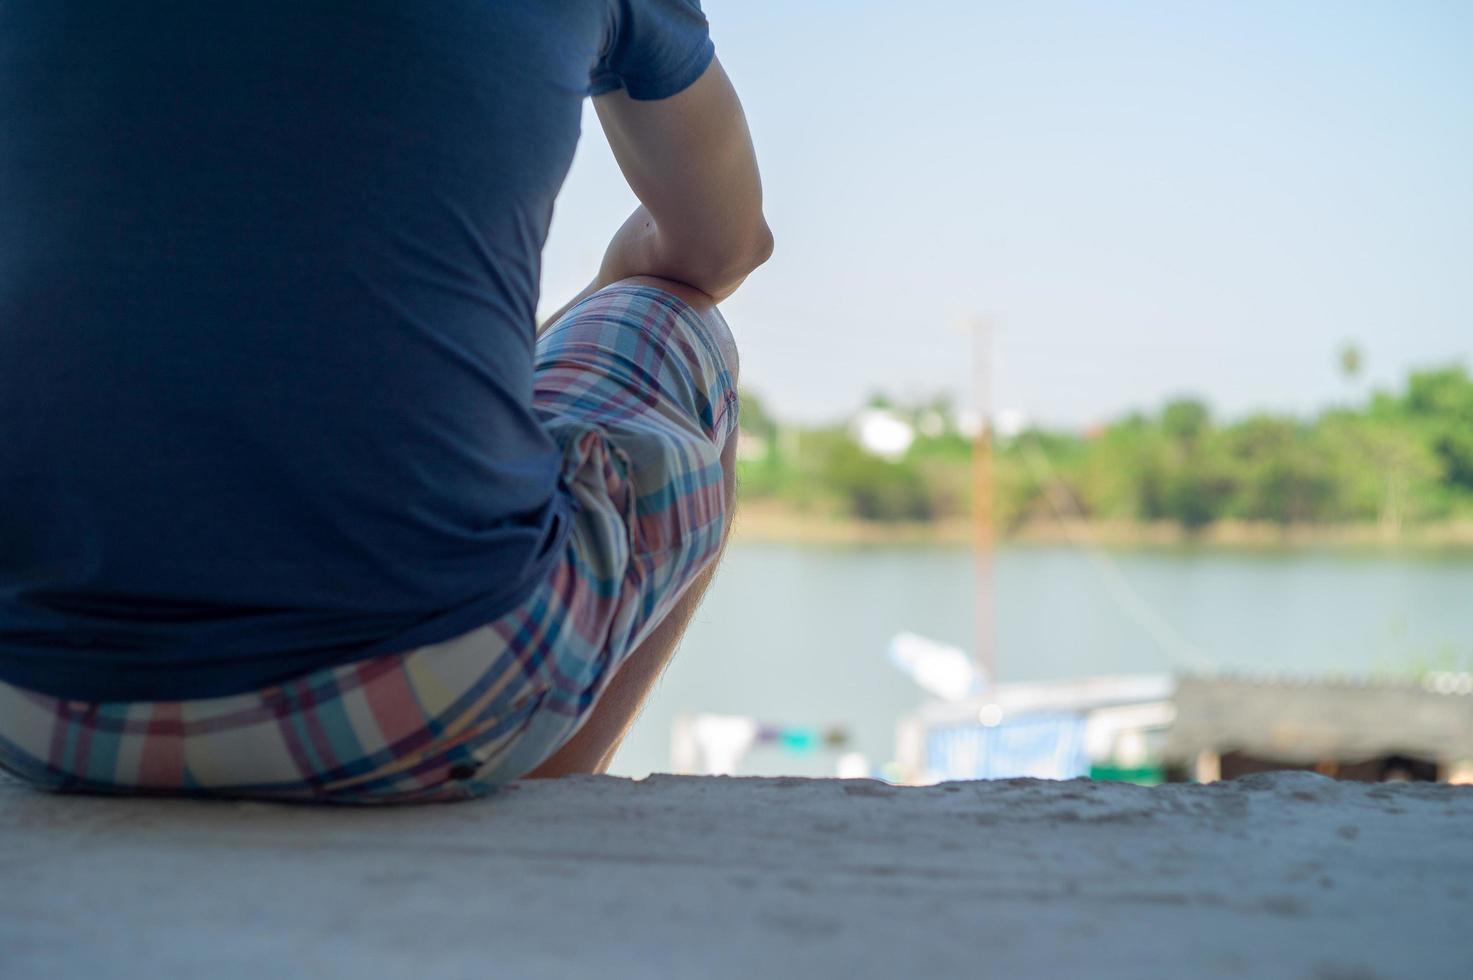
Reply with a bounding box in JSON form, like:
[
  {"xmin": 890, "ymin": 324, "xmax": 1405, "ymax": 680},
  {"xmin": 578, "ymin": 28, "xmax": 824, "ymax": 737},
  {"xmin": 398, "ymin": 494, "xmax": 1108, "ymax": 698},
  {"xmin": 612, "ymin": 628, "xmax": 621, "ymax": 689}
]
[{"xmin": 541, "ymin": 0, "xmax": 1473, "ymax": 428}]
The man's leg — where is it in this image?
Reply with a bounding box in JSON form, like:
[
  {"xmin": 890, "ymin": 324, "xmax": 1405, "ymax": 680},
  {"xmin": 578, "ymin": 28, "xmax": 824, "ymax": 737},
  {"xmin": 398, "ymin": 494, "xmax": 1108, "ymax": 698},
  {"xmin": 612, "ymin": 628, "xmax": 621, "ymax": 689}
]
[
  {"xmin": 525, "ymin": 435, "xmax": 735, "ymax": 778},
  {"xmin": 526, "ymin": 277, "xmax": 738, "ymax": 778}
]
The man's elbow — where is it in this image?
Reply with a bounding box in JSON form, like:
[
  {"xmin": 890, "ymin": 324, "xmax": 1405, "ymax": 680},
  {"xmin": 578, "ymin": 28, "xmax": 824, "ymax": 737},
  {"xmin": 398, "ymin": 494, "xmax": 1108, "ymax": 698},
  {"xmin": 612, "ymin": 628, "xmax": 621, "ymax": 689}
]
[
  {"xmin": 747, "ymin": 218, "xmax": 776, "ymax": 272},
  {"xmin": 698, "ymin": 218, "xmax": 774, "ymax": 300}
]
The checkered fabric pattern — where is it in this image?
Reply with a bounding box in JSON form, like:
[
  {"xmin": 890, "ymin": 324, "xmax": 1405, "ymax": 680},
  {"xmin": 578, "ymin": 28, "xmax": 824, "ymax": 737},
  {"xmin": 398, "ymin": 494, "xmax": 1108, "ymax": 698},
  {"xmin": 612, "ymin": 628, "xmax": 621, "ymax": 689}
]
[{"xmin": 0, "ymin": 283, "xmax": 737, "ymax": 804}]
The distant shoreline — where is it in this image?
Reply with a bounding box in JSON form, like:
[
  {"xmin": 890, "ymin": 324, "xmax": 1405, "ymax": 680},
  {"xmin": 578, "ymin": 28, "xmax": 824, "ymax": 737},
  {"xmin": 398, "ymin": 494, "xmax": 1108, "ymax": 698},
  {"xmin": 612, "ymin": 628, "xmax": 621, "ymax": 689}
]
[{"xmin": 731, "ymin": 502, "xmax": 1473, "ymax": 551}]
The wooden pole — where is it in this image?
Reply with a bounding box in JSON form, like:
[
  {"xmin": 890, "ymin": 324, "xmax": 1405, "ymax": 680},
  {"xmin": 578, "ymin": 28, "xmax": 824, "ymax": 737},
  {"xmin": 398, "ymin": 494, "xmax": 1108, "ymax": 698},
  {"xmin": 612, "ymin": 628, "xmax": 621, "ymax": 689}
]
[{"xmin": 972, "ymin": 317, "xmax": 996, "ymax": 687}]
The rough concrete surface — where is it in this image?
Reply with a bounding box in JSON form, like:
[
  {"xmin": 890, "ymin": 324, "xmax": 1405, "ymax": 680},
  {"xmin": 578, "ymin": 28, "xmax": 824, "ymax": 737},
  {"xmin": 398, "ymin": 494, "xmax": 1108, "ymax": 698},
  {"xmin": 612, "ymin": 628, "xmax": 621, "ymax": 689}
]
[{"xmin": 1, "ymin": 771, "xmax": 1470, "ymax": 979}]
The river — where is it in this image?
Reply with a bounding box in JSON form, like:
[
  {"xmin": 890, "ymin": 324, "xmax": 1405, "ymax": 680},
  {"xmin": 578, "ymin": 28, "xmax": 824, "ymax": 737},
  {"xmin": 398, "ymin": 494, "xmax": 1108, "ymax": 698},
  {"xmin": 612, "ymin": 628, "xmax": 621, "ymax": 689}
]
[{"xmin": 608, "ymin": 541, "xmax": 1473, "ymax": 778}]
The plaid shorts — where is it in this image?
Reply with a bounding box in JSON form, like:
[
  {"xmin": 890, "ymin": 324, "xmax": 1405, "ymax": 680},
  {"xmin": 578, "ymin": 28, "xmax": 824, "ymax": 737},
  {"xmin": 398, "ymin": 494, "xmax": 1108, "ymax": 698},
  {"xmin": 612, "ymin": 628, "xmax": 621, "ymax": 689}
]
[{"xmin": 0, "ymin": 283, "xmax": 737, "ymax": 804}]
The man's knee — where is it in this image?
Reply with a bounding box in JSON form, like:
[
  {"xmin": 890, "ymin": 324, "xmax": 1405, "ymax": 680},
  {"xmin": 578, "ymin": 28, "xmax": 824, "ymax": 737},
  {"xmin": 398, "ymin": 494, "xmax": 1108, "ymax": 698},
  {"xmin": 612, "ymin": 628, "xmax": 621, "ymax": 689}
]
[
  {"xmin": 574, "ymin": 275, "xmax": 741, "ymax": 532},
  {"xmin": 611, "ymin": 276, "xmax": 739, "ymax": 384},
  {"xmin": 615, "ymin": 275, "xmax": 712, "ymax": 313}
]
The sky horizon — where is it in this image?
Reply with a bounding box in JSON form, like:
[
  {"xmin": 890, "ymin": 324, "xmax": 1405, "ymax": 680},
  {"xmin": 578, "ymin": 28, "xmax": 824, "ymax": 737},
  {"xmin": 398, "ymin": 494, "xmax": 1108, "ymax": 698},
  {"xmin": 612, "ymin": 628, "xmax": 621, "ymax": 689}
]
[{"xmin": 540, "ymin": 1, "xmax": 1472, "ymax": 430}]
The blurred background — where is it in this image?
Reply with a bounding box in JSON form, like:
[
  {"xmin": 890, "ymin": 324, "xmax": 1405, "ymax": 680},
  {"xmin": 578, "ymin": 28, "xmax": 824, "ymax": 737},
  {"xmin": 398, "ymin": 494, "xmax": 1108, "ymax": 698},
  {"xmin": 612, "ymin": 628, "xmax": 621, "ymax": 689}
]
[{"xmin": 541, "ymin": 1, "xmax": 1473, "ymax": 781}]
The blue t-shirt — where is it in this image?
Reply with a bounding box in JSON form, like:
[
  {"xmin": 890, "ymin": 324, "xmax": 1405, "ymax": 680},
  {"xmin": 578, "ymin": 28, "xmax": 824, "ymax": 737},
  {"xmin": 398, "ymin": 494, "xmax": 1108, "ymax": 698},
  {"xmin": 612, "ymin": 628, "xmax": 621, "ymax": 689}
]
[{"xmin": 0, "ymin": 1, "xmax": 714, "ymax": 701}]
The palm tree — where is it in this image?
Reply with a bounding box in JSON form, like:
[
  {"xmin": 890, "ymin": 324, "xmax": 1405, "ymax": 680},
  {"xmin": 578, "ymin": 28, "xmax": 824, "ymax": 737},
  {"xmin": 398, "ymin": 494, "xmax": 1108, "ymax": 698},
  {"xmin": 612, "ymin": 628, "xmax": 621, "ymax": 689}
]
[{"xmin": 1338, "ymin": 341, "xmax": 1364, "ymax": 384}]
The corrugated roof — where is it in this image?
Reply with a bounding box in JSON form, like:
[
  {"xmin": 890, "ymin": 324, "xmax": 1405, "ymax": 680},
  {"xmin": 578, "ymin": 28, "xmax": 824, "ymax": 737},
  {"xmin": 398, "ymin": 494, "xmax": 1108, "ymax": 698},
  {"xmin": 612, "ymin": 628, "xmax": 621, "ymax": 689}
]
[{"xmin": 1163, "ymin": 672, "xmax": 1473, "ymax": 764}]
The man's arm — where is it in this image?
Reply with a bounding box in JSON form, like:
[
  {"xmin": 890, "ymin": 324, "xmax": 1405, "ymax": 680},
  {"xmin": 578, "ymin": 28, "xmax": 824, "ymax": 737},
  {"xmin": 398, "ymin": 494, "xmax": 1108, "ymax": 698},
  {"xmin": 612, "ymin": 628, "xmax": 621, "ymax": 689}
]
[{"xmin": 544, "ymin": 56, "xmax": 772, "ymax": 326}]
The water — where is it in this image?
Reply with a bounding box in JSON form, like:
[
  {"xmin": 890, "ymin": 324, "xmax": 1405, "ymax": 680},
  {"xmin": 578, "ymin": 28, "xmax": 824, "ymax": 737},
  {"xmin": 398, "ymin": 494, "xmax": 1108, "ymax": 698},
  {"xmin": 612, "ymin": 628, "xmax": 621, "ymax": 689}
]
[{"xmin": 608, "ymin": 541, "xmax": 1473, "ymax": 778}]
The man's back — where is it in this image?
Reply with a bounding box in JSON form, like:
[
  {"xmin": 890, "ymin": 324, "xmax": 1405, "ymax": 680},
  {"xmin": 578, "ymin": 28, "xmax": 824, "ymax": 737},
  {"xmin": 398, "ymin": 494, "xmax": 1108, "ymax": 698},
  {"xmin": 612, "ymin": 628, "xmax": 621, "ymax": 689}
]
[{"xmin": 0, "ymin": 1, "xmax": 714, "ymax": 701}]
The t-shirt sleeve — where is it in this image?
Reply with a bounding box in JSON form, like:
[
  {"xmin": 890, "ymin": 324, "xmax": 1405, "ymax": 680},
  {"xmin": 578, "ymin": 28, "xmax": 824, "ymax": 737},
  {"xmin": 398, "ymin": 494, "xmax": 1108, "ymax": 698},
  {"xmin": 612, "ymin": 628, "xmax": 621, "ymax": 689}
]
[{"xmin": 589, "ymin": 0, "xmax": 715, "ymax": 101}]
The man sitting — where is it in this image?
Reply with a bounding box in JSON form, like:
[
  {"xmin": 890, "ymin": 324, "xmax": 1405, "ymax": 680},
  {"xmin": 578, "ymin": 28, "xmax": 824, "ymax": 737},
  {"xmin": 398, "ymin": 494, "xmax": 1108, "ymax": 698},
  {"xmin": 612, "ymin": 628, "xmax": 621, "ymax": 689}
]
[{"xmin": 0, "ymin": 0, "xmax": 771, "ymax": 803}]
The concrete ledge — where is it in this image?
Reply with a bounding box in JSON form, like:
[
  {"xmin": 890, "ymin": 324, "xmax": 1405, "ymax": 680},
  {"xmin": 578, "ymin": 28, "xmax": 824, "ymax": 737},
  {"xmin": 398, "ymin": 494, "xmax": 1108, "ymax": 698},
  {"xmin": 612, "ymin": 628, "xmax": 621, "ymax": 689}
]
[{"xmin": 2, "ymin": 772, "xmax": 1470, "ymax": 978}]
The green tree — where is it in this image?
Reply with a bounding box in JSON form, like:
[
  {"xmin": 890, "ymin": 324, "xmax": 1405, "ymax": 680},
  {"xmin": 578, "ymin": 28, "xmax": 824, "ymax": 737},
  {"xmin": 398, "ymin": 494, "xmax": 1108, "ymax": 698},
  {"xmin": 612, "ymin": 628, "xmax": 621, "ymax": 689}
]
[
  {"xmin": 1161, "ymin": 398, "xmax": 1211, "ymax": 446},
  {"xmin": 1221, "ymin": 416, "xmax": 1336, "ymax": 523},
  {"xmin": 819, "ymin": 438, "xmax": 931, "ymax": 520},
  {"xmin": 733, "ymin": 362, "xmax": 1473, "ymax": 530},
  {"xmin": 737, "ymin": 387, "xmax": 778, "ymax": 441},
  {"xmin": 1404, "ymin": 366, "xmax": 1473, "ymax": 492}
]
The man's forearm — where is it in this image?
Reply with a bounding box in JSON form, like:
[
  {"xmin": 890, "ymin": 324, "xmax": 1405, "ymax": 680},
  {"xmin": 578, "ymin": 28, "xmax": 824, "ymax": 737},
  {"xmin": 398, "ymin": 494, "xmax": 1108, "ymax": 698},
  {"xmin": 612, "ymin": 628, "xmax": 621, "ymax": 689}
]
[
  {"xmin": 542, "ymin": 203, "xmax": 770, "ymax": 332},
  {"xmin": 541, "ymin": 208, "xmax": 673, "ymax": 332},
  {"xmin": 600, "ymin": 204, "xmax": 772, "ymax": 302}
]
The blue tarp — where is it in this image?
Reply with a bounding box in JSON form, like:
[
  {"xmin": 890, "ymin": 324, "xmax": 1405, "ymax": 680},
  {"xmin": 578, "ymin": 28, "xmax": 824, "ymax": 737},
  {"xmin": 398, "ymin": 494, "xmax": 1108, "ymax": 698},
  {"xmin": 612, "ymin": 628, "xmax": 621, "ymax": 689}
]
[{"xmin": 925, "ymin": 712, "xmax": 1090, "ymax": 780}]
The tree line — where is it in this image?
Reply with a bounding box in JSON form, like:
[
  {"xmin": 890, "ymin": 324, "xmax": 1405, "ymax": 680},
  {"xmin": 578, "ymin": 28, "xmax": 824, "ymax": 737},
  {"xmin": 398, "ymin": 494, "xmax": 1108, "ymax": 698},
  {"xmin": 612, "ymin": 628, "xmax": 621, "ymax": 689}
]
[{"xmin": 736, "ymin": 363, "xmax": 1473, "ymax": 530}]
